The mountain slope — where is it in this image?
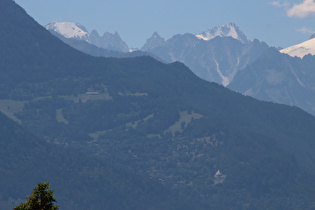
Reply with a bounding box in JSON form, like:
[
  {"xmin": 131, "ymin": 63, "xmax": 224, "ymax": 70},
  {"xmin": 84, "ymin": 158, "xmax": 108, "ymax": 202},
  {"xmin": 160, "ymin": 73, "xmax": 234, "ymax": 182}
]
[
  {"xmin": 2, "ymin": 0, "xmax": 315, "ymax": 209},
  {"xmin": 229, "ymin": 48, "xmax": 315, "ymax": 116},
  {"xmin": 0, "ymin": 109, "xmax": 198, "ymax": 210},
  {"xmin": 0, "ymin": 77, "xmax": 203, "ymax": 210}
]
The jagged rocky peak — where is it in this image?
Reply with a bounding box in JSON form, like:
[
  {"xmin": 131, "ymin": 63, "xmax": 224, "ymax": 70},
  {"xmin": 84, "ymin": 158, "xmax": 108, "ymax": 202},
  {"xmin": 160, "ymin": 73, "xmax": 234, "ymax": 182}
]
[
  {"xmin": 195, "ymin": 23, "xmax": 250, "ymax": 44},
  {"xmin": 114, "ymin": 31, "xmax": 120, "ymax": 37},
  {"xmin": 151, "ymin": 31, "xmax": 163, "ymax": 39},
  {"xmin": 103, "ymin": 31, "xmax": 120, "ymax": 39},
  {"xmin": 45, "ymin": 21, "xmax": 89, "ymax": 39},
  {"xmin": 97, "ymin": 31, "xmax": 129, "ymax": 52},
  {"xmin": 141, "ymin": 32, "xmax": 165, "ymax": 51}
]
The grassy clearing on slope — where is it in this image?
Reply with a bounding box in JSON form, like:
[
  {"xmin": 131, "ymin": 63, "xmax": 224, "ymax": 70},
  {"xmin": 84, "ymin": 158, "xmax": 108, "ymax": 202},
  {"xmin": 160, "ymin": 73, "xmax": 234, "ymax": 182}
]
[
  {"xmin": 165, "ymin": 111, "xmax": 203, "ymax": 136},
  {"xmin": 89, "ymin": 129, "xmax": 112, "ymax": 141},
  {"xmin": 118, "ymin": 92, "xmax": 148, "ymax": 97},
  {"xmin": 62, "ymin": 92, "xmax": 112, "ymax": 103},
  {"xmin": 89, "ymin": 114, "xmax": 155, "ymax": 141},
  {"xmin": 56, "ymin": 109, "xmax": 69, "ymax": 124},
  {"xmin": 126, "ymin": 114, "xmax": 154, "ymax": 129},
  {"xmin": 0, "ymin": 100, "xmax": 26, "ymax": 123}
]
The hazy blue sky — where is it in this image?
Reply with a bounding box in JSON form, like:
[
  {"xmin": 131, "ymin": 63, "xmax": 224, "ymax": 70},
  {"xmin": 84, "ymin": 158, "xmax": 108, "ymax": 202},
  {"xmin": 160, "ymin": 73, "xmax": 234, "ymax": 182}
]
[{"xmin": 14, "ymin": 0, "xmax": 315, "ymax": 49}]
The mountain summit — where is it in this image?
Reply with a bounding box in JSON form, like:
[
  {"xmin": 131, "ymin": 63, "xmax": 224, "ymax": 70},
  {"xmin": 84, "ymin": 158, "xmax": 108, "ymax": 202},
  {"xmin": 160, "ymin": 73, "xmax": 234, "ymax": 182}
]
[
  {"xmin": 195, "ymin": 23, "xmax": 250, "ymax": 44},
  {"xmin": 45, "ymin": 21, "xmax": 129, "ymax": 52}
]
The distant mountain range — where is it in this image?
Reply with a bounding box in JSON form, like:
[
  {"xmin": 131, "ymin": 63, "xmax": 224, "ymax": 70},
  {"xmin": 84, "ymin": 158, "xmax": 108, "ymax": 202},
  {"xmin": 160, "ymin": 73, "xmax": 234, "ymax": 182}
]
[
  {"xmin": 141, "ymin": 23, "xmax": 269, "ymax": 86},
  {"xmin": 46, "ymin": 22, "xmax": 269, "ymax": 86},
  {"xmin": 48, "ymin": 30, "xmax": 163, "ymax": 61}
]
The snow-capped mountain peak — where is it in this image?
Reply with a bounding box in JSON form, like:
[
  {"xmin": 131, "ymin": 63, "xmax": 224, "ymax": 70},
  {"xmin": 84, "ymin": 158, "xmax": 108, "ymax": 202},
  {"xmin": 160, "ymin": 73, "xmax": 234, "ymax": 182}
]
[
  {"xmin": 280, "ymin": 38, "xmax": 315, "ymax": 58},
  {"xmin": 45, "ymin": 21, "xmax": 89, "ymax": 39},
  {"xmin": 195, "ymin": 23, "xmax": 250, "ymax": 44}
]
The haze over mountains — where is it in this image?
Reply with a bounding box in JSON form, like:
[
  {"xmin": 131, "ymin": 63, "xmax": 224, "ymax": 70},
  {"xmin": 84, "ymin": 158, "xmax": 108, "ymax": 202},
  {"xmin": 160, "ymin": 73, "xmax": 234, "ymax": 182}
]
[
  {"xmin": 2, "ymin": 0, "xmax": 315, "ymax": 209},
  {"xmin": 46, "ymin": 21, "xmax": 315, "ymax": 116}
]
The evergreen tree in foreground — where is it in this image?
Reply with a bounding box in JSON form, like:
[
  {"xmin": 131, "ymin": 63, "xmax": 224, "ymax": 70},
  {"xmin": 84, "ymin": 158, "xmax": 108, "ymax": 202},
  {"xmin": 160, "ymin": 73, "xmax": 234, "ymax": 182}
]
[{"xmin": 14, "ymin": 182, "xmax": 59, "ymax": 210}]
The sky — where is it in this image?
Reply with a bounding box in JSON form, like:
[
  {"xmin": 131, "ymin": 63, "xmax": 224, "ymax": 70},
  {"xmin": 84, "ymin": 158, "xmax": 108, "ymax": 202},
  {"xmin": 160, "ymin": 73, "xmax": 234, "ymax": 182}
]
[{"xmin": 14, "ymin": 0, "xmax": 315, "ymax": 49}]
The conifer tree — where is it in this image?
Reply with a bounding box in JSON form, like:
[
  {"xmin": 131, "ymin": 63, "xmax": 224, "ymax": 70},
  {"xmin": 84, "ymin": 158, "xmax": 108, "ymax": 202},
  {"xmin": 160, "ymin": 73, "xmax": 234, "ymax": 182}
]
[{"xmin": 14, "ymin": 182, "xmax": 59, "ymax": 210}]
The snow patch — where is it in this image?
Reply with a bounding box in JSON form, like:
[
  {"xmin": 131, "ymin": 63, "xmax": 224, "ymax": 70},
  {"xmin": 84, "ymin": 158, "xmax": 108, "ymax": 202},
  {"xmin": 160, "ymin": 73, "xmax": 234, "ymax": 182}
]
[
  {"xmin": 129, "ymin": 48, "xmax": 139, "ymax": 52},
  {"xmin": 214, "ymin": 58, "xmax": 230, "ymax": 86},
  {"xmin": 289, "ymin": 67, "xmax": 305, "ymax": 88}
]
